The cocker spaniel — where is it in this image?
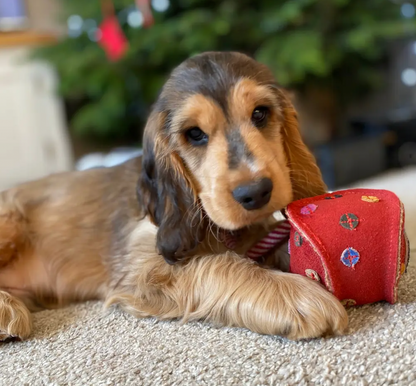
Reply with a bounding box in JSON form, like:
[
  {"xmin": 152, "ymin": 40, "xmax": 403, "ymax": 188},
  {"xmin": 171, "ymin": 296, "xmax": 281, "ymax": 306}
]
[{"xmin": 0, "ymin": 52, "xmax": 348, "ymax": 342}]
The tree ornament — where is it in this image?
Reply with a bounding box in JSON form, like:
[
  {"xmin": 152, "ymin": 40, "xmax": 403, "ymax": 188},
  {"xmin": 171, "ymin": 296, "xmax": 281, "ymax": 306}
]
[
  {"xmin": 98, "ymin": 0, "xmax": 128, "ymax": 61},
  {"xmin": 136, "ymin": 0, "xmax": 154, "ymax": 28}
]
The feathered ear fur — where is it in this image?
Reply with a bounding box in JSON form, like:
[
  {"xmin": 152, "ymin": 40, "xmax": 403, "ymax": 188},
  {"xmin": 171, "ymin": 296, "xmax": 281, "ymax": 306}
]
[
  {"xmin": 137, "ymin": 111, "xmax": 206, "ymax": 265},
  {"xmin": 277, "ymin": 89, "xmax": 327, "ymax": 200}
]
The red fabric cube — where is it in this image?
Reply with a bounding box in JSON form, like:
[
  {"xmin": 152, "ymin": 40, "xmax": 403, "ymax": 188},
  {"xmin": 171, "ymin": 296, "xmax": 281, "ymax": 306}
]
[{"xmin": 286, "ymin": 189, "xmax": 410, "ymax": 306}]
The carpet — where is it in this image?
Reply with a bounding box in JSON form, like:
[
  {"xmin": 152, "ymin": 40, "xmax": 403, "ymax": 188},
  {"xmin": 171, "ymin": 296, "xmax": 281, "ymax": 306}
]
[{"xmin": 1, "ymin": 167, "xmax": 416, "ymax": 386}]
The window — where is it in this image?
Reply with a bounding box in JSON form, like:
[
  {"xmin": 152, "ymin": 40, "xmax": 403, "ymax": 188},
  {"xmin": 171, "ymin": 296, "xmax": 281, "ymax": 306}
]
[{"xmin": 0, "ymin": 0, "xmax": 27, "ymax": 31}]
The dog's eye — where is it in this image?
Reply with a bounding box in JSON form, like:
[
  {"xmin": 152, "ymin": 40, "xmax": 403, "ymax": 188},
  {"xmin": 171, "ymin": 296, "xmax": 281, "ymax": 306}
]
[
  {"xmin": 185, "ymin": 127, "xmax": 209, "ymax": 146},
  {"xmin": 251, "ymin": 106, "xmax": 269, "ymax": 128}
]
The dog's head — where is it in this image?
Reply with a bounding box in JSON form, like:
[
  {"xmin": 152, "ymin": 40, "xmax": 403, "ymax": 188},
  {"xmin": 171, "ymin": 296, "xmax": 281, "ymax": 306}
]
[{"xmin": 138, "ymin": 52, "xmax": 326, "ymax": 264}]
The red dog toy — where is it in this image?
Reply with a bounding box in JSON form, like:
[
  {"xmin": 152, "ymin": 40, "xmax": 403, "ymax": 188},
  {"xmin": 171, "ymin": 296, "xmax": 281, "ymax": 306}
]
[{"xmin": 286, "ymin": 189, "xmax": 410, "ymax": 306}]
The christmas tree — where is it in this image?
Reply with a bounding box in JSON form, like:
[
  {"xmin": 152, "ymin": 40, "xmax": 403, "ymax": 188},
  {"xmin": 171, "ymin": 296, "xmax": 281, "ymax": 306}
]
[{"xmin": 36, "ymin": 0, "xmax": 416, "ymax": 142}]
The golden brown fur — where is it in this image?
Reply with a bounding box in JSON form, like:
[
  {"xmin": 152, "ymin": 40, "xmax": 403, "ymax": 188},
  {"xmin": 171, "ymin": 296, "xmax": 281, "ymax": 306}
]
[{"xmin": 0, "ymin": 52, "xmax": 347, "ymax": 342}]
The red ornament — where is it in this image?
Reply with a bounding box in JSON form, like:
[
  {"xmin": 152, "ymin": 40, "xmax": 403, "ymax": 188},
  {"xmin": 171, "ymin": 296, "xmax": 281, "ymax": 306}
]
[{"xmin": 98, "ymin": 15, "xmax": 128, "ymax": 62}]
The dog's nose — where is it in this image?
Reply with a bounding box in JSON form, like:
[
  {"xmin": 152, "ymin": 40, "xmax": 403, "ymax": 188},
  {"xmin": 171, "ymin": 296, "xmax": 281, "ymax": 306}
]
[{"xmin": 232, "ymin": 178, "xmax": 273, "ymax": 210}]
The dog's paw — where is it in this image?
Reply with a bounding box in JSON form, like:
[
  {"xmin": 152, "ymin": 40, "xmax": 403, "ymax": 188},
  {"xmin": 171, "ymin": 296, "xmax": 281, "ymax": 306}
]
[
  {"xmin": 0, "ymin": 333, "xmax": 22, "ymax": 343},
  {"xmin": 0, "ymin": 291, "xmax": 32, "ymax": 342},
  {"xmin": 277, "ymin": 273, "xmax": 348, "ymax": 340}
]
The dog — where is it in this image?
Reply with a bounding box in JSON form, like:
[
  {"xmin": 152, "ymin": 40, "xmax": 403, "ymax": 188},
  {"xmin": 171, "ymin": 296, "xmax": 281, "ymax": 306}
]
[{"xmin": 0, "ymin": 52, "xmax": 348, "ymax": 342}]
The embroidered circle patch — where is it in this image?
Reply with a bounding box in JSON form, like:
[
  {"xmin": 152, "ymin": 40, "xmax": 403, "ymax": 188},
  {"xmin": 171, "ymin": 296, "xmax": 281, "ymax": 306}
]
[
  {"xmin": 405, "ymin": 232, "xmax": 411, "ymax": 267},
  {"xmin": 305, "ymin": 269, "xmax": 320, "ymax": 282},
  {"xmin": 401, "ymin": 263, "xmax": 406, "ymax": 276},
  {"xmin": 300, "ymin": 204, "xmax": 318, "ymax": 215},
  {"xmin": 325, "ymin": 194, "xmax": 343, "ymax": 200},
  {"xmin": 341, "ymin": 247, "xmax": 360, "ymax": 268},
  {"xmin": 341, "ymin": 299, "xmax": 357, "ymax": 307},
  {"xmin": 294, "ymin": 231, "xmax": 303, "ymax": 247},
  {"xmin": 339, "ymin": 213, "xmax": 359, "ymax": 230},
  {"xmin": 361, "ymin": 195, "xmax": 379, "ymax": 203}
]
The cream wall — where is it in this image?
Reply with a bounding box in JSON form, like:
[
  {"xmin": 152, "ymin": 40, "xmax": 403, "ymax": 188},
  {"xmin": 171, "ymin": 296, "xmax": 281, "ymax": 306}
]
[{"xmin": 0, "ymin": 1, "xmax": 72, "ymax": 190}]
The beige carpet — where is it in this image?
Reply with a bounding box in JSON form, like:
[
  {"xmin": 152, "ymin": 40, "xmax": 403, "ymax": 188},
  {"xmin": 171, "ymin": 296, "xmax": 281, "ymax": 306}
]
[{"xmin": 1, "ymin": 167, "xmax": 416, "ymax": 386}]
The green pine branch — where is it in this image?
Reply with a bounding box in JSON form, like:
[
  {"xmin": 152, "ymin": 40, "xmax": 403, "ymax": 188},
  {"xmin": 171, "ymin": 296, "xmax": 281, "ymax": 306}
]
[{"xmin": 35, "ymin": 0, "xmax": 416, "ymax": 140}]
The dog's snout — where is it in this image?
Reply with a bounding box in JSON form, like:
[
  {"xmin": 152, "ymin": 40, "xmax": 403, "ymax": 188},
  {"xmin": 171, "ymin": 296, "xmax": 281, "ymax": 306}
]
[{"xmin": 232, "ymin": 178, "xmax": 273, "ymax": 210}]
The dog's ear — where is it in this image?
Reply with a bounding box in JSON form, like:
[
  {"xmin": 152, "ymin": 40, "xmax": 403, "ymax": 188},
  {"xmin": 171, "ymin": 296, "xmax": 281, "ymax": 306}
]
[
  {"xmin": 277, "ymin": 89, "xmax": 327, "ymax": 200},
  {"xmin": 137, "ymin": 111, "xmax": 206, "ymax": 265}
]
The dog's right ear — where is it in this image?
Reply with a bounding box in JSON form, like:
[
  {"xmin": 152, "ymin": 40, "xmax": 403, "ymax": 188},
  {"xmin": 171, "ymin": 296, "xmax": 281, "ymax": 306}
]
[
  {"xmin": 275, "ymin": 89, "xmax": 327, "ymax": 200},
  {"xmin": 137, "ymin": 110, "xmax": 206, "ymax": 265}
]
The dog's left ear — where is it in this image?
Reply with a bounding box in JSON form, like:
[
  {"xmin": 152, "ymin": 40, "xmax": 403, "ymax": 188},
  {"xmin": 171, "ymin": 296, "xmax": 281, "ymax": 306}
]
[
  {"xmin": 137, "ymin": 111, "xmax": 206, "ymax": 265},
  {"xmin": 276, "ymin": 89, "xmax": 327, "ymax": 200}
]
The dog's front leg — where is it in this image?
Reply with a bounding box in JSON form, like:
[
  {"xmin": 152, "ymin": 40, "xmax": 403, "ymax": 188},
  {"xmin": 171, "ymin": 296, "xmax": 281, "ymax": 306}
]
[{"xmin": 109, "ymin": 252, "xmax": 348, "ymax": 340}]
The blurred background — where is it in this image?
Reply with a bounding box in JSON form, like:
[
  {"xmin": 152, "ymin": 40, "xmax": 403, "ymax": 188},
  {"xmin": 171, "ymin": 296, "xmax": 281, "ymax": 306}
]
[{"xmin": 1, "ymin": 0, "xmax": 416, "ymax": 190}]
